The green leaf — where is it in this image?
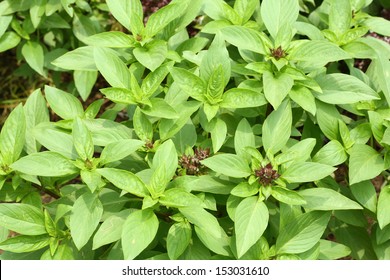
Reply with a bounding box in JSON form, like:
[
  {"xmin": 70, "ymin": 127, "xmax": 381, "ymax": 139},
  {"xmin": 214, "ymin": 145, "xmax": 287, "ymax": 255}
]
[
  {"xmin": 148, "ymin": 164, "xmax": 170, "ymax": 196},
  {"xmin": 85, "ymin": 31, "xmax": 135, "ymax": 48},
  {"xmin": 276, "ymin": 211, "xmax": 331, "ymax": 254},
  {"xmin": 133, "ymin": 40, "xmax": 167, "ymax": 71},
  {"xmin": 23, "ymin": 89, "xmax": 50, "ymax": 154},
  {"xmin": 178, "ymin": 175, "xmax": 234, "ymax": 195},
  {"xmin": 60, "ymin": 0, "xmax": 73, "ymax": 16},
  {"xmin": 200, "ymin": 35, "xmax": 230, "ymax": 86},
  {"xmin": 201, "ymin": 154, "xmax": 251, "ymax": 178},
  {"xmin": 72, "ymin": 12, "xmax": 103, "ymax": 43},
  {"xmin": 179, "ymin": 206, "xmax": 222, "ymax": 239},
  {"xmin": 141, "ymin": 62, "xmax": 173, "ymax": 97},
  {"xmin": 328, "ymin": 0, "xmax": 351, "ymax": 37},
  {"xmin": 0, "ymin": 203, "xmax": 46, "ymax": 235},
  {"xmin": 142, "ymin": 195, "xmax": 159, "ymax": 210},
  {"xmin": 51, "ymin": 46, "xmax": 96, "ymax": 71},
  {"xmin": 40, "ymin": 243, "xmax": 75, "ymax": 260},
  {"xmin": 0, "ymin": 104, "xmax": 25, "ymax": 165},
  {"xmin": 170, "ymin": 68, "xmax": 206, "ymax": 101},
  {"xmin": 141, "ymin": 99, "xmax": 177, "ymax": 119},
  {"xmin": 282, "ymin": 162, "xmax": 336, "ymax": 183},
  {"xmin": 0, "ymin": 31, "xmax": 20, "ymax": 52},
  {"xmin": 133, "ymin": 108, "xmax": 153, "ymax": 141},
  {"xmin": 44, "ymin": 209, "xmax": 56, "ymax": 237},
  {"xmin": 74, "ymin": 70, "xmax": 98, "ymax": 101},
  {"xmin": 10, "ymin": 17, "xmax": 30, "ymax": 40},
  {"xmin": 144, "ymin": 2, "xmax": 186, "ymax": 38},
  {"xmin": 349, "ymin": 144, "xmax": 385, "ymax": 185},
  {"xmin": 316, "ymin": 101, "xmax": 342, "ymax": 141},
  {"xmin": 97, "ymin": 168, "xmax": 148, "ymax": 197},
  {"xmin": 92, "ymin": 210, "xmax": 130, "ymax": 250},
  {"xmin": 350, "ymin": 123, "xmax": 372, "ymax": 145},
  {"xmin": 203, "ymin": 0, "xmax": 241, "ymax": 24},
  {"xmin": 99, "ymin": 188, "xmax": 130, "ymax": 214},
  {"xmin": 159, "ymin": 101, "xmax": 201, "ymax": 140},
  {"xmin": 262, "ymin": 100, "xmax": 292, "ymax": 154},
  {"xmin": 234, "ymin": 0, "xmax": 258, "ymax": 23},
  {"xmin": 85, "ymin": 100, "xmax": 104, "ymax": 120},
  {"xmin": 318, "ymin": 240, "xmax": 351, "ymax": 260},
  {"xmin": 381, "ymin": 127, "xmax": 390, "ymax": 146},
  {"xmin": 205, "ymin": 66, "xmax": 225, "ymax": 103},
  {"xmin": 342, "ymin": 39, "xmax": 376, "ymax": 58},
  {"xmin": 177, "ymin": 235, "xmax": 211, "ymax": 260},
  {"xmin": 70, "ymin": 192, "xmax": 103, "ymax": 250},
  {"xmin": 339, "ymin": 121, "xmax": 354, "ymax": 150},
  {"xmin": 160, "ymin": 188, "xmax": 204, "ymax": 208},
  {"xmin": 0, "ymin": 226, "xmax": 8, "ymax": 243},
  {"xmin": 72, "ymin": 117, "xmax": 94, "ymax": 161},
  {"xmin": 234, "ymin": 118, "xmax": 255, "ymax": 161},
  {"xmin": 226, "ymin": 195, "xmax": 244, "ymax": 222},
  {"xmin": 231, "ymin": 182, "xmax": 259, "ymax": 198},
  {"xmin": 167, "ymin": 221, "xmax": 192, "ymax": 260},
  {"xmin": 294, "ymin": 21, "xmax": 324, "ymax": 40},
  {"xmin": 33, "ymin": 123, "xmax": 77, "ymax": 160},
  {"xmin": 260, "ymin": 0, "xmax": 299, "ymax": 39},
  {"xmin": 0, "ymin": 15, "xmax": 12, "ymax": 37},
  {"xmin": 276, "ymin": 139, "xmax": 316, "ymax": 168},
  {"xmin": 94, "ymin": 47, "xmax": 130, "ymax": 88},
  {"xmin": 220, "ymin": 88, "xmax": 267, "ymax": 108},
  {"xmin": 271, "ymin": 187, "xmax": 306, "ymax": 205},
  {"xmin": 336, "ymin": 225, "xmax": 377, "ymax": 260},
  {"xmin": 203, "ymin": 103, "xmax": 219, "ymax": 122},
  {"xmin": 100, "ymin": 87, "xmax": 137, "ymax": 105},
  {"xmin": 105, "ymin": 0, "xmax": 143, "ymax": 33},
  {"xmin": 220, "ymin": 26, "xmax": 267, "ymax": 54},
  {"xmin": 313, "ymin": 140, "xmax": 348, "ymax": 166},
  {"xmin": 314, "ymin": 74, "xmax": 379, "ymax": 104},
  {"xmin": 176, "ymin": 36, "xmax": 208, "ymax": 55},
  {"xmin": 210, "ymin": 118, "xmax": 227, "ymax": 153},
  {"xmin": 376, "ymin": 224, "xmax": 390, "ymax": 245},
  {"xmin": 297, "ymin": 242, "xmax": 321, "ymax": 260},
  {"xmin": 39, "ymin": 13, "xmax": 70, "ymax": 29},
  {"xmin": 289, "ymin": 40, "xmax": 351, "ymax": 68},
  {"xmin": 350, "ymin": 181, "xmax": 377, "ymax": 213},
  {"xmin": 289, "ymin": 86, "xmax": 316, "ymax": 116},
  {"xmin": 299, "ymin": 188, "xmax": 363, "ymax": 210},
  {"xmin": 84, "ymin": 119, "xmax": 133, "ymax": 146},
  {"xmin": 378, "ymin": 186, "xmax": 390, "ymax": 229},
  {"xmin": 363, "ymin": 17, "xmax": 390, "ymax": 37},
  {"xmin": 0, "ymin": 235, "xmax": 49, "ymax": 253},
  {"xmin": 11, "ymin": 151, "xmax": 78, "ymax": 177},
  {"xmin": 152, "ymin": 140, "xmax": 178, "ymax": 181},
  {"xmin": 334, "ymin": 210, "xmax": 368, "ymax": 228},
  {"xmin": 29, "ymin": 0, "xmax": 46, "ymax": 28},
  {"xmin": 195, "ymin": 225, "xmax": 232, "ymax": 256},
  {"xmin": 367, "ymin": 57, "xmax": 390, "ymax": 108},
  {"xmin": 100, "ymin": 139, "xmax": 144, "ymax": 165},
  {"xmin": 172, "ymin": 121, "xmax": 197, "ymax": 154},
  {"xmin": 202, "ymin": 20, "xmax": 235, "ymax": 34},
  {"xmin": 263, "ymin": 71, "xmax": 294, "ymax": 109},
  {"xmin": 21, "ymin": 41, "xmax": 45, "ymax": 76},
  {"xmin": 235, "ymin": 197, "xmax": 269, "ymax": 258},
  {"xmin": 44, "ymin": 85, "xmax": 84, "ymax": 120},
  {"xmin": 341, "ymin": 26, "xmax": 370, "ymax": 46},
  {"xmin": 0, "ymin": 15, "xmax": 13, "ymax": 38},
  {"xmin": 121, "ymin": 209, "xmax": 159, "ymax": 260},
  {"xmin": 81, "ymin": 170, "xmax": 103, "ymax": 193}
]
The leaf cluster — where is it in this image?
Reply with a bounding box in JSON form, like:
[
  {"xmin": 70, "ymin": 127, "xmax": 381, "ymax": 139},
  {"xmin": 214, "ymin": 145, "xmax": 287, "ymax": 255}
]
[{"xmin": 1, "ymin": 0, "xmax": 390, "ymax": 260}]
